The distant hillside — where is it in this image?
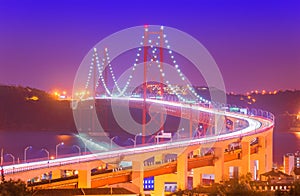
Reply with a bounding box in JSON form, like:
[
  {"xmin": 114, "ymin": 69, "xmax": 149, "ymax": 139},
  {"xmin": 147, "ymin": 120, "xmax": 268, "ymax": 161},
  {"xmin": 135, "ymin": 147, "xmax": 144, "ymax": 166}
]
[
  {"xmin": 0, "ymin": 85, "xmax": 76, "ymax": 132},
  {"xmin": 226, "ymin": 90, "xmax": 300, "ymax": 131},
  {"xmin": 0, "ymin": 85, "xmax": 299, "ymax": 132},
  {"xmin": 227, "ymin": 90, "xmax": 300, "ymax": 115}
]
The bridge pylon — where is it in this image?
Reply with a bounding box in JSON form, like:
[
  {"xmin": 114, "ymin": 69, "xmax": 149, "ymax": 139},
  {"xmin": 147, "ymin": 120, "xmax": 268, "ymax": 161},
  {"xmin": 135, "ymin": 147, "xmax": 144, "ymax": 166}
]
[{"xmin": 142, "ymin": 25, "xmax": 165, "ymax": 144}]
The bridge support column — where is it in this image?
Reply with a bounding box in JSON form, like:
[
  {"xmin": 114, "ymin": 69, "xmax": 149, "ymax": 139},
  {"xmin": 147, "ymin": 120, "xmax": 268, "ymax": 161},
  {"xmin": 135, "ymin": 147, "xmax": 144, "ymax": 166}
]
[
  {"xmin": 257, "ymin": 135, "xmax": 266, "ymax": 179},
  {"xmin": 214, "ymin": 147, "xmax": 224, "ymax": 183},
  {"xmin": 154, "ymin": 174, "xmax": 177, "ymax": 196},
  {"xmin": 177, "ymin": 153, "xmax": 188, "ymax": 190},
  {"xmin": 192, "ymin": 166, "xmax": 214, "ymax": 188},
  {"xmin": 78, "ymin": 170, "xmax": 91, "ymax": 188},
  {"xmin": 132, "ymin": 161, "xmax": 144, "ymax": 195},
  {"xmin": 193, "ymin": 168, "xmax": 202, "ymax": 187},
  {"xmin": 241, "ymin": 141, "xmax": 250, "ymax": 176},
  {"xmin": 265, "ymin": 131, "xmax": 273, "ymax": 172}
]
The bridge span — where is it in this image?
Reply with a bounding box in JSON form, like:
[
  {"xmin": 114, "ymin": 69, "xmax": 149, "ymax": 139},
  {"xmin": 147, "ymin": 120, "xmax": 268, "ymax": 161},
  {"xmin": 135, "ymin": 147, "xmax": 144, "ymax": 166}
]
[{"xmin": 4, "ymin": 98, "xmax": 274, "ymax": 195}]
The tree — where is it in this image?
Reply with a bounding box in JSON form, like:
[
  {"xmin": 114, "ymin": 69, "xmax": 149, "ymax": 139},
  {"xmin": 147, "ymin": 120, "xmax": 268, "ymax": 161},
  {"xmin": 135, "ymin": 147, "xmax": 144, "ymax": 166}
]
[
  {"xmin": 0, "ymin": 179, "xmax": 31, "ymax": 196},
  {"xmin": 289, "ymin": 181, "xmax": 300, "ymax": 196},
  {"xmin": 169, "ymin": 173, "xmax": 274, "ymax": 196}
]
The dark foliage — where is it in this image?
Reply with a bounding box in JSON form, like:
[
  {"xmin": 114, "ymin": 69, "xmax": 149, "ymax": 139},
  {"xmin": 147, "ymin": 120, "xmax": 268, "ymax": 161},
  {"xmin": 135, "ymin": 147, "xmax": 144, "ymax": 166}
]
[{"xmin": 0, "ymin": 179, "xmax": 31, "ymax": 196}]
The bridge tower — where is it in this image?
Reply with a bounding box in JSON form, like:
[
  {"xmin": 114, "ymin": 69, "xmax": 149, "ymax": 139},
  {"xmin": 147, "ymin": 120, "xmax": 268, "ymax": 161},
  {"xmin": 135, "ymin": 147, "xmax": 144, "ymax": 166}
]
[
  {"xmin": 142, "ymin": 25, "xmax": 165, "ymax": 144},
  {"xmin": 103, "ymin": 48, "xmax": 109, "ymax": 97},
  {"xmin": 92, "ymin": 48, "xmax": 97, "ymax": 133},
  {"xmin": 102, "ymin": 48, "xmax": 109, "ymax": 131}
]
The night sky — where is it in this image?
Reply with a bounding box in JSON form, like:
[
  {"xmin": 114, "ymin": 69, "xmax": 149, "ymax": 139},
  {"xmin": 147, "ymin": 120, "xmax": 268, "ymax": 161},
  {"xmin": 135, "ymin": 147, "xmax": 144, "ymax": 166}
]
[{"xmin": 0, "ymin": 0, "xmax": 299, "ymax": 94}]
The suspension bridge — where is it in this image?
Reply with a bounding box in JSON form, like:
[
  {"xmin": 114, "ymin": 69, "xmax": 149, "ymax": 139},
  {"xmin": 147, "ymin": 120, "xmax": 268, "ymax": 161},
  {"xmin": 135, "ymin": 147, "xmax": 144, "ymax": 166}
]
[{"xmin": 4, "ymin": 26, "xmax": 274, "ymax": 195}]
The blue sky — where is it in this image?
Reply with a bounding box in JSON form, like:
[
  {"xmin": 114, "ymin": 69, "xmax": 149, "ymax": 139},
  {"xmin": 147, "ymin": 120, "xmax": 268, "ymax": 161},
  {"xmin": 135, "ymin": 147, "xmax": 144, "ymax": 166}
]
[{"xmin": 0, "ymin": 0, "xmax": 299, "ymax": 93}]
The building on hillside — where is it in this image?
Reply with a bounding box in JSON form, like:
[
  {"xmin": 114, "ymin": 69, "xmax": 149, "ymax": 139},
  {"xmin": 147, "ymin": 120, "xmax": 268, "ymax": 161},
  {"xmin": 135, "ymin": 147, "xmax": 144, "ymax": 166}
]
[
  {"xmin": 283, "ymin": 151, "xmax": 300, "ymax": 177},
  {"xmin": 251, "ymin": 168, "xmax": 294, "ymax": 192},
  {"xmin": 284, "ymin": 153, "xmax": 295, "ymax": 175},
  {"xmin": 260, "ymin": 168, "xmax": 293, "ymax": 184}
]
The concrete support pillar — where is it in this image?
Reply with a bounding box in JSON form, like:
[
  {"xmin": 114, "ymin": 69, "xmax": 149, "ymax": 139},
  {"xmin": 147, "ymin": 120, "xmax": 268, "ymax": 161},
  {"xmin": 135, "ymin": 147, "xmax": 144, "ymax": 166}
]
[
  {"xmin": 78, "ymin": 170, "xmax": 91, "ymax": 188},
  {"xmin": 265, "ymin": 131, "xmax": 273, "ymax": 172},
  {"xmin": 154, "ymin": 175, "xmax": 165, "ymax": 196},
  {"xmin": 177, "ymin": 153, "xmax": 188, "ymax": 190},
  {"xmin": 214, "ymin": 147, "xmax": 224, "ymax": 183},
  {"xmin": 132, "ymin": 161, "xmax": 144, "ymax": 195},
  {"xmin": 193, "ymin": 168, "xmax": 202, "ymax": 188},
  {"xmin": 241, "ymin": 141, "xmax": 250, "ymax": 175},
  {"xmin": 154, "ymin": 174, "xmax": 177, "ymax": 196},
  {"xmin": 258, "ymin": 136, "xmax": 266, "ymax": 178}
]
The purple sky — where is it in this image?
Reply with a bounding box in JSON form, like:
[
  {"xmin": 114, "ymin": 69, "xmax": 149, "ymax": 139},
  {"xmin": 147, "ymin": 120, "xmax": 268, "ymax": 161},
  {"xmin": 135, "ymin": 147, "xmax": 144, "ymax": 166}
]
[{"xmin": 0, "ymin": 0, "xmax": 299, "ymax": 94}]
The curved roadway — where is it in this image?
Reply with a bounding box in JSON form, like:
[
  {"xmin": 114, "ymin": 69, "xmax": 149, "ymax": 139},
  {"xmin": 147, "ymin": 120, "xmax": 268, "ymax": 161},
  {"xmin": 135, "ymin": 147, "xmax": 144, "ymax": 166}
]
[{"xmin": 3, "ymin": 97, "xmax": 274, "ymax": 175}]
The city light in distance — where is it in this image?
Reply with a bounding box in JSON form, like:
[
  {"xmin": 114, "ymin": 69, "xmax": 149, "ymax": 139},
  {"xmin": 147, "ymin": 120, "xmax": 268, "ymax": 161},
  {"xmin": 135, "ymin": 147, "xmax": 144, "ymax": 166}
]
[
  {"xmin": 245, "ymin": 90, "xmax": 278, "ymax": 95},
  {"xmin": 51, "ymin": 89, "xmax": 69, "ymax": 100}
]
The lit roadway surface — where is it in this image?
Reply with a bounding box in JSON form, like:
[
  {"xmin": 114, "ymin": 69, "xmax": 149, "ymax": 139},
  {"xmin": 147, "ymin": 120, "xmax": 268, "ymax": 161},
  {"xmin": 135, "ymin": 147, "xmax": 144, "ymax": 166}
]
[{"xmin": 3, "ymin": 97, "xmax": 274, "ymax": 175}]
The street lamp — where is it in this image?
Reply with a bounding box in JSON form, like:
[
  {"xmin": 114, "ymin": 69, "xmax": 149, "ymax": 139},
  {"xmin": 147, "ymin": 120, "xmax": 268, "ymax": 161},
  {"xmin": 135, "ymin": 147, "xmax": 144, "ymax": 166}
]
[
  {"xmin": 73, "ymin": 145, "xmax": 81, "ymax": 156},
  {"xmin": 134, "ymin": 133, "xmax": 142, "ymax": 147},
  {"xmin": 110, "ymin": 136, "xmax": 118, "ymax": 150},
  {"xmin": 24, "ymin": 146, "xmax": 32, "ymax": 163},
  {"xmin": 6, "ymin": 154, "xmax": 15, "ymax": 165},
  {"xmin": 156, "ymin": 130, "xmax": 164, "ymax": 144},
  {"xmin": 128, "ymin": 138, "xmax": 135, "ymax": 147},
  {"xmin": 129, "ymin": 133, "xmax": 142, "ymax": 148},
  {"xmin": 55, "ymin": 142, "xmax": 64, "ymax": 158},
  {"xmin": 41, "ymin": 148, "xmax": 50, "ymax": 160},
  {"xmin": 175, "ymin": 128, "xmax": 185, "ymax": 139}
]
